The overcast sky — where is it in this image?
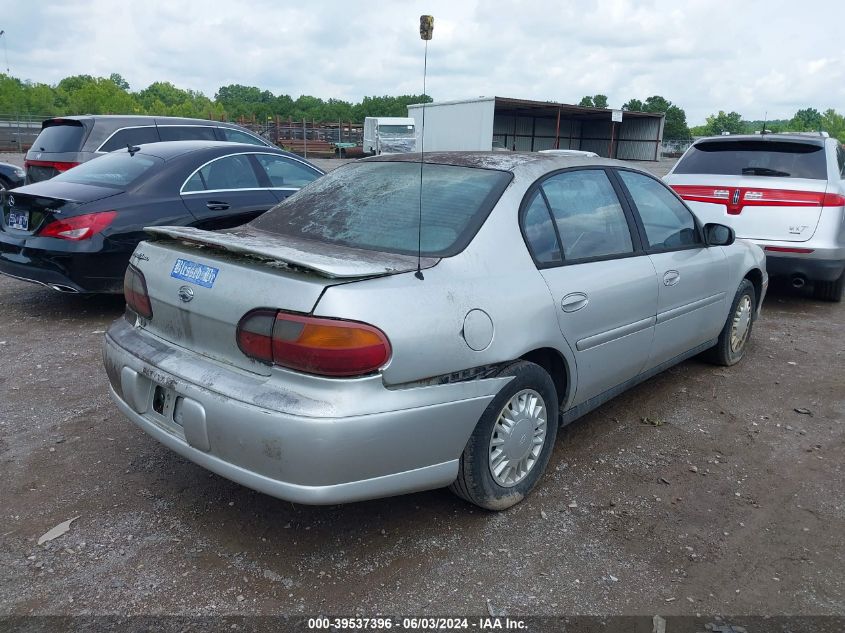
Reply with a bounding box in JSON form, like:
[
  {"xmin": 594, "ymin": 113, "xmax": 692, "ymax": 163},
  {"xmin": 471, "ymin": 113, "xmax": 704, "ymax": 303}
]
[{"xmin": 2, "ymin": 0, "xmax": 843, "ymax": 124}]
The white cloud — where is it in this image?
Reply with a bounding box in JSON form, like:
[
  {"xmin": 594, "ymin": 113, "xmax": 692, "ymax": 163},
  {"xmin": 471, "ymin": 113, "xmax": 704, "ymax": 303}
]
[{"xmin": 2, "ymin": 0, "xmax": 843, "ymax": 123}]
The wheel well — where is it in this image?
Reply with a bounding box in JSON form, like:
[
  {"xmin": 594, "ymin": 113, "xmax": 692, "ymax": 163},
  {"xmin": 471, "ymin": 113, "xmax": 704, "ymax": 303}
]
[
  {"xmin": 744, "ymin": 268, "xmax": 764, "ymax": 310},
  {"xmin": 519, "ymin": 347, "xmax": 569, "ymax": 406}
]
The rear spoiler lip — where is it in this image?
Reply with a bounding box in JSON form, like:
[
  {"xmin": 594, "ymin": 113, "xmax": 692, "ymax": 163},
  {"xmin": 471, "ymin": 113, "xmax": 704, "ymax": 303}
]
[{"xmin": 143, "ymin": 225, "xmax": 439, "ymax": 280}]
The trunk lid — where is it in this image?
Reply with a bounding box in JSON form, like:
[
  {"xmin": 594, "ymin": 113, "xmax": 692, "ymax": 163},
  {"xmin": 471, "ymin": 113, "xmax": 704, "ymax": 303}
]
[
  {"xmin": 145, "ymin": 225, "xmax": 438, "ymax": 278},
  {"xmin": 668, "ymin": 174, "xmax": 828, "ymax": 242},
  {"xmin": 132, "ymin": 226, "xmax": 435, "ymax": 375},
  {"xmin": 129, "ymin": 240, "xmax": 336, "ymax": 376},
  {"xmin": 2, "ymin": 183, "xmax": 123, "ymax": 236}
]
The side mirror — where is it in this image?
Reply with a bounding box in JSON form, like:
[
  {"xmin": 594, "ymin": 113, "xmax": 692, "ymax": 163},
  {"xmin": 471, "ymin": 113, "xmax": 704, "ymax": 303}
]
[{"xmin": 703, "ymin": 223, "xmax": 735, "ymax": 246}]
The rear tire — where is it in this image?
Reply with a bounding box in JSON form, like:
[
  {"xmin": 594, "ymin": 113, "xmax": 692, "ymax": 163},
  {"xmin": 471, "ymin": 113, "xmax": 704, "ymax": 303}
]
[
  {"xmin": 813, "ymin": 270, "xmax": 844, "ymax": 302},
  {"xmin": 704, "ymin": 279, "xmax": 756, "ymax": 366},
  {"xmin": 449, "ymin": 361, "xmax": 558, "ymax": 511}
]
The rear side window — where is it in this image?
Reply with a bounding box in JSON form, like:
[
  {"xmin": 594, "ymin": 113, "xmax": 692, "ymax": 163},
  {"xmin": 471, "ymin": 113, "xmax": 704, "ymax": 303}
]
[
  {"xmin": 837, "ymin": 145, "xmax": 845, "ymax": 178},
  {"xmin": 254, "ymin": 154, "xmax": 321, "ymax": 188},
  {"xmin": 220, "ymin": 128, "xmax": 268, "ymax": 146},
  {"xmin": 158, "ymin": 126, "xmax": 217, "ymax": 142},
  {"xmin": 250, "ymin": 161, "xmax": 512, "ymax": 257},
  {"xmin": 539, "ymin": 169, "xmax": 633, "ymax": 261},
  {"xmin": 674, "ymin": 140, "xmax": 827, "ymax": 179},
  {"xmin": 99, "ymin": 126, "xmax": 160, "ymax": 152},
  {"xmin": 50, "ymin": 151, "xmax": 160, "ymax": 188},
  {"xmin": 183, "ymin": 154, "xmax": 260, "ymax": 192},
  {"xmin": 618, "ymin": 171, "xmax": 699, "ymax": 250},
  {"xmin": 33, "ymin": 121, "xmax": 86, "ymax": 153},
  {"xmin": 522, "ymin": 192, "xmax": 562, "ymax": 265}
]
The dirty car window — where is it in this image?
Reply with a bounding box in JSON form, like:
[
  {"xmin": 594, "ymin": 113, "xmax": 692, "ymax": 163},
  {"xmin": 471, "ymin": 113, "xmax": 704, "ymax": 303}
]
[{"xmin": 249, "ymin": 162, "xmax": 512, "ymax": 257}]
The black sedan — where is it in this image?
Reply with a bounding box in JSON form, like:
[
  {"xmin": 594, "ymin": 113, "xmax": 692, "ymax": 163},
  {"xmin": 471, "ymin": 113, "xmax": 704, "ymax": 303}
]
[
  {"xmin": 0, "ymin": 161, "xmax": 25, "ymax": 190},
  {"xmin": 0, "ymin": 141, "xmax": 323, "ymax": 293}
]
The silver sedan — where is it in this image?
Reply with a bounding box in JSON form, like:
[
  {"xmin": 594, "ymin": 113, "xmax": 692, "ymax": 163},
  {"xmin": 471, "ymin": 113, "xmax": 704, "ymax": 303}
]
[{"xmin": 103, "ymin": 152, "xmax": 767, "ymax": 510}]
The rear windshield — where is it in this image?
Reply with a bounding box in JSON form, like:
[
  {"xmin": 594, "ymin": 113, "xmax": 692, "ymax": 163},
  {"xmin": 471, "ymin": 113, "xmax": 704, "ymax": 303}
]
[
  {"xmin": 250, "ymin": 161, "xmax": 512, "ymax": 257},
  {"xmin": 675, "ymin": 140, "xmax": 827, "ymax": 179},
  {"xmin": 51, "ymin": 151, "xmax": 161, "ymax": 188},
  {"xmin": 32, "ymin": 121, "xmax": 86, "ymax": 153}
]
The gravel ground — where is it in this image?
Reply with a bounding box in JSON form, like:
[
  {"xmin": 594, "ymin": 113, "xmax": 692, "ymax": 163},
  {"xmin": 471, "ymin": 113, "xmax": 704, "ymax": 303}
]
[{"xmin": 0, "ymin": 152, "xmax": 842, "ymax": 619}]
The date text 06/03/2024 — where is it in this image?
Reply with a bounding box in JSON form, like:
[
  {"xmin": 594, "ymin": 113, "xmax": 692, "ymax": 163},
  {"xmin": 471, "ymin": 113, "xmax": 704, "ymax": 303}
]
[{"xmin": 306, "ymin": 617, "xmax": 527, "ymax": 630}]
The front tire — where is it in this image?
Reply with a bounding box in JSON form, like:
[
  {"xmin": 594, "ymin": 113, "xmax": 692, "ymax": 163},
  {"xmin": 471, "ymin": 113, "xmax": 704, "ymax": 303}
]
[
  {"xmin": 704, "ymin": 278, "xmax": 756, "ymax": 366},
  {"xmin": 450, "ymin": 361, "xmax": 558, "ymax": 510},
  {"xmin": 813, "ymin": 270, "xmax": 844, "ymax": 302}
]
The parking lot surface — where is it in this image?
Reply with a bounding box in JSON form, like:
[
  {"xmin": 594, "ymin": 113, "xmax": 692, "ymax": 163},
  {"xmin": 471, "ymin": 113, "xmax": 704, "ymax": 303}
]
[{"xmin": 0, "ymin": 154, "xmax": 843, "ymax": 617}]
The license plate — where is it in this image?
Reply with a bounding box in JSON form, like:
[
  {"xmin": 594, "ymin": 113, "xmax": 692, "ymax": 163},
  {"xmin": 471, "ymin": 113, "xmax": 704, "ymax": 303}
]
[
  {"xmin": 8, "ymin": 210, "xmax": 29, "ymax": 231},
  {"xmin": 170, "ymin": 258, "xmax": 219, "ymax": 288}
]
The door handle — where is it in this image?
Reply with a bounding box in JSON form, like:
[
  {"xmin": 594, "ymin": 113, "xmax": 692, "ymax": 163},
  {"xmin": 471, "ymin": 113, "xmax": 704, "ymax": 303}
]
[
  {"xmin": 663, "ymin": 270, "xmax": 680, "ymax": 286},
  {"xmin": 206, "ymin": 201, "xmax": 230, "ymax": 211},
  {"xmin": 561, "ymin": 292, "xmax": 589, "ymax": 313}
]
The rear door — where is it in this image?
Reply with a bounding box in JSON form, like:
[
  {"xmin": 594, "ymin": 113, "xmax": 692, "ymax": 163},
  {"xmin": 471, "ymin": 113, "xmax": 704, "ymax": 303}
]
[
  {"xmin": 180, "ymin": 153, "xmax": 278, "ymax": 230},
  {"xmin": 616, "ymin": 169, "xmax": 728, "ymax": 369},
  {"xmin": 252, "ymin": 153, "xmax": 323, "ymax": 202},
  {"xmin": 666, "ymin": 139, "xmax": 829, "ymax": 242},
  {"xmin": 521, "ymin": 168, "xmax": 658, "ymax": 406}
]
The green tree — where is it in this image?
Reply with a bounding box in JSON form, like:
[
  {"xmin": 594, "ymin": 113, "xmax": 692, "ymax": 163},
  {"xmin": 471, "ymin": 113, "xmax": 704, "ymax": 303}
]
[
  {"xmin": 109, "ymin": 73, "xmax": 130, "ymax": 91},
  {"xmin": 789, "ymin": 108, "xmax": 823, "ymax": 132},
  {"xmin": 703, "ymin": 110, "xmax": 744, "ymax": 135},
  {"xmin": 622, "ymin": 95, "xmax": 690, "ymax": 139},
  {"xmin": 622, "ymin": 98, "xmax": 644, "ymax": 111},
  {"xmin": 578, "ymin": 95, "xmax": 608, "ymax": 108},
  {"xmin": 820, "ymin": 108, "xmax": 845, "ymax": 143}
]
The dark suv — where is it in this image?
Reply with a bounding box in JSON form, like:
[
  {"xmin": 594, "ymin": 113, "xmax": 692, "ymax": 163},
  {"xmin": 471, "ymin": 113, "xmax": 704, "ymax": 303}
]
[{"xmin": 24, "ymin": 115, "xmax": 274, "ymax": 183}]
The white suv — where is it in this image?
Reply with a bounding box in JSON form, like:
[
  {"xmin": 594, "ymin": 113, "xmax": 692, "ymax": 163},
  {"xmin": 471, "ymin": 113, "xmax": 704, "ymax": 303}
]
[{"xmin": 664, "ymin": 133, "xmax": 845, "ymax": 301}]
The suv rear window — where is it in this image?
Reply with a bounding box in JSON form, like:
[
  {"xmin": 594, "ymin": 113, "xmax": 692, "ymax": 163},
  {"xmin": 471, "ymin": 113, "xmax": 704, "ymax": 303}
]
[
  {"xmin": 675, "ymin": 140, "xmax": 827, "ymax": 179},
  {"xmin": 32, "ymin": 120, "xmax": 86, "ymax": 153},
  {"xmin": 250, "ymin": 161, "xmax": 512, "ymax": 257},
  {"xmin": 51, "ymin": 151, "xmax": 161, "ymax": 188}
]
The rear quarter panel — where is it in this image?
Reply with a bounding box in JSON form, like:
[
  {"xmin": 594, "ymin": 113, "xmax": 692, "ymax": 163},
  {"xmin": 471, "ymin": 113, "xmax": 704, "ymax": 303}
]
[{"xmin": 313, "ymin": 167, "xmax": 579, "ymax": 396}]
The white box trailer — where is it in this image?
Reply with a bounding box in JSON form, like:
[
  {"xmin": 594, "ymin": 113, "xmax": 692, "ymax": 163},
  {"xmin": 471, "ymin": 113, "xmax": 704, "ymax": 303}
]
[
  {"xmin": 407, "ymin": 97, "xmax": 497, "ymax": 151},
  {"xmin": 362, "ymin": 117, "xmax": 416, "ymax": 155},
  {"xmin": 408, "ymin": 96, "xmax": 665, "ymax": 159}
]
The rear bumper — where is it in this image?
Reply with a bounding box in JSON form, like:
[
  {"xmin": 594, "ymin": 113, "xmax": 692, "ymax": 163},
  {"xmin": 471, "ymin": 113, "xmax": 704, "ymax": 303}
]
[
  {"xmin": 103, "ymin": 318, "xmax": 508, "ymax": 505},
  {"xmin": 762, "ymin": 254, "xmax": 844, "ymax": 282},
  {"xmin": 0, "ymin": 235, "xmax": 126, "ymax": 293},
  {"xmin": 0, "ymin": 252, "xmax": 87, "ymax": 292},
  {"xmin": 747, "ymin": 239, "xmax": 844, "ymax": 282}
]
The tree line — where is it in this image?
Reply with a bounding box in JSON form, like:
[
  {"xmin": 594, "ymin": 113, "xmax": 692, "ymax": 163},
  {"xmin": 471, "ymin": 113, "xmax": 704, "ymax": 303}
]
[
  {"xmin": 1, "ymin": 72, "xmax": 842, "ymax": 143},
  {"xmin": 0, "ymin": 73, "xmax": 431, "ymax": 123},
  {"xmin": 578, "ymin": 93, "xmax": 845, "ymax": 143}
]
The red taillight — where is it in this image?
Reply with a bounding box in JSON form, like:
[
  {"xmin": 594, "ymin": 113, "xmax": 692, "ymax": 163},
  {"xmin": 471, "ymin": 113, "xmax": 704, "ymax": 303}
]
[
  {"xmin": 124, "ymin": 264, "xmax": 153, "ymax": 319},
  {"xmin": 24, "ymin": 159, "xmax": 80, "ymax": 173},
  {"xmin": 39, "ymin": 211, "xmax": 117, "ymax": 240},
  {"xmin": 671, "ymin": 185, "xmax": 843, "ymax": 215},
  {"xmin": 821, "ymin": 193, "xmax": 845, "ymax": 207},
  {"xmin": 764, "ymin": 246, "xmax": 815, "ymax": 254},
  {"xmin": 237, "ymin": 309, "xmax": 391, "ymax": 377},
  {"xmin": 670, "ymin": 185, "xmax": 732, "ymax": 204}
]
